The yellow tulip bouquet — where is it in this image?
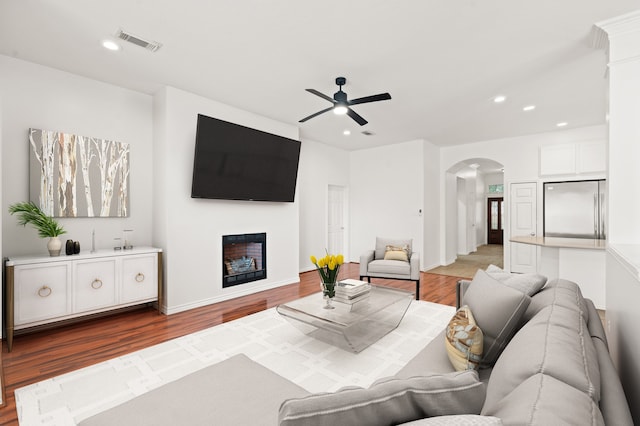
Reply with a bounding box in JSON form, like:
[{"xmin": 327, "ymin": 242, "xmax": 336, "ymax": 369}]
[{"xmin": 310, "ymin": 252, "xmax": 344, "ymax": 299}]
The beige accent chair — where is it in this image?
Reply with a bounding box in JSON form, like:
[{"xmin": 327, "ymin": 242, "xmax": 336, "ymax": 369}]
[{"xmin": 359, "ymin": 237, "xmax": 420, "ymax": 300}]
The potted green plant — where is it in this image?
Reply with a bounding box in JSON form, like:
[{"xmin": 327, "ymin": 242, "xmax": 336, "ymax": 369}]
[{"xmin": 9, "ymin": 201, "xmax": 66, "ymax": 256}]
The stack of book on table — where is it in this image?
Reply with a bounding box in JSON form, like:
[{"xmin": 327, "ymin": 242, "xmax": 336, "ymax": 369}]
[{"xmin": 334, "ymin": 279, "xmax": 371, "ymax": 308}]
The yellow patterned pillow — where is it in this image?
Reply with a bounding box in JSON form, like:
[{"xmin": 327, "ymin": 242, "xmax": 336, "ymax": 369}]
[
  {"xmin": 384, "ymin": 244, "xmax": 410, "ymax": 261},
  {"xmin": 445, "ymin": 306, "xmax": 483, "ymax": 371}
]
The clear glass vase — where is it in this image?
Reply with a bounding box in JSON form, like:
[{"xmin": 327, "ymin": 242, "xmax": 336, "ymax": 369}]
[{"xmin": 321, "ymin": 282, "xmax": 336, "ymax": 309}]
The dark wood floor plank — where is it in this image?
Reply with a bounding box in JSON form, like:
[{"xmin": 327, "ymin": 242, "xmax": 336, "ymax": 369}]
[{"xmin": 0, "ymin": 264, "xmax": 460, "ymax": 425}]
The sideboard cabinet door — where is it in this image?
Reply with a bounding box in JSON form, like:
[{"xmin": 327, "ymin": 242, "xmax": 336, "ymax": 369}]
[
  {"xmin": 121, "ymin": 254, "xmax": 157, "ymax": 303},
  {"xmin": 15, "ymin": 263, "xmax": 70, "ymax": 326},
  {"xmin": 74, "ymin": 258, "xmax": 117, "ymax": 312}
]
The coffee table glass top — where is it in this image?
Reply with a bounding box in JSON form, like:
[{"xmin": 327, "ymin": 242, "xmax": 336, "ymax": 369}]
[{"xmin": 276, "ymin": 285, "xmax": 413, "ymax": 353}]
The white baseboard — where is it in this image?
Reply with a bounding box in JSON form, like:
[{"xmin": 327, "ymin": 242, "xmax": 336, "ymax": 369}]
[{"xmin": 162, "ymin": 276, "xmax": 299, "ymax": 315}]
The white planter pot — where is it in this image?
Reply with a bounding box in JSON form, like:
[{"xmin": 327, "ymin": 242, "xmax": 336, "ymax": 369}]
[{"xmin": 47, "ymin": 237, "xmax": 62, "ymax": 256}]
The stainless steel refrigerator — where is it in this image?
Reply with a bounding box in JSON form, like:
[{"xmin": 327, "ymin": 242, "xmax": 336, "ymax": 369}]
[{"xmin": 543, "ymin": 179, "xmax": 606, "ymax": 239}]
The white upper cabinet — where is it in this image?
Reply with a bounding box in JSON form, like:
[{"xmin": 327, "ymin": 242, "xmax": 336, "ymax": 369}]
[
  {"xmin": 577, "ymin": 140, "xmax": 607, "ymax": 174},
  {"xmin": 539, "ymin": 144, "xmax": 576, "ymax": 176},
  {"xmin": 539, "ymin": 140, "xmax": 607, "ymax": 176}
]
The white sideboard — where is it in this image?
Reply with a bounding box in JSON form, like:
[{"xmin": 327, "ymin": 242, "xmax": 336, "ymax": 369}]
[{"xmin": 4, "ymin": 247, "xmax": 163, "ymax": 352}]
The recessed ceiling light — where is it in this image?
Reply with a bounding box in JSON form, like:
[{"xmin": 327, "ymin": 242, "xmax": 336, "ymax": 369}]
[
  {"xmin": 493, "ymin": 95, "xmax": 506, "ymax": 103},
  {"xmin": 102, "ymin": 40, "xmax": 120, "ymax": 51},
  {"xmin": 556, "ymin": 122, "xmax": 568, "ymax": 127},
  {"xmin": 523, "ymin": 105, "xmax": 536, "ymax": 111},
  {"xmin": 343, "ymin": 130, "xmax": 351, "ymax": 136}
]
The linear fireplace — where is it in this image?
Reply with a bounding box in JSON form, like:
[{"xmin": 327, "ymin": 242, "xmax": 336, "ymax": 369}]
[{"xmin": 222, "ymin": 233, "xmax": 266, "ymax": 288}]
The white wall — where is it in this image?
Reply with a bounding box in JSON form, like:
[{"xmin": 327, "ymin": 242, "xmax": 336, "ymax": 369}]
[
  {"xmin": 456, "ymin": 177, "xmax": 467, "ymax": 254},
  {"xmin": 153, "ymin": 87, "xmax": 301, "ymax": 314},
  {"xmin": 297, "ymin": 138, "xmax": 350, "ymax": 272},
  {"xmin": 349, "ymin": 139, "xmax": 425, "ymax": 267},
  {"xmin": 475, "ymin": 172, "xmax": 487, "ymax": 246},
  {"xmin": 0, "ymin": 92, "xmax": 3, "ymax": 338},
  {"xmin": 0, "ymin": 56, "xmax": 154, "ymax": 257},
  {"xmin": 598, "ymin": 11, "xmax": 640, "ymax": 423},
  {"xmin": 421, "ymin": 141, "xmax": 440, "ymax": 270},
  {"xmin": 443, "ymin": 171, "xmax": 458, "ymax": 265}
]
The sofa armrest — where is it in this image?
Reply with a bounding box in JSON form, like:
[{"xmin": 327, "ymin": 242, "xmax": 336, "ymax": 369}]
[
  {"xmin": 410, "ymin": 251, "xmax": 421, "ymax": 280},
  {"xmin": 456, "ymin": 279, "xmax": 472, "ymax": 309},
  {"xmin": 360, "ymin": 250, "xmax": 375, "ymax": 277},
  {"xmin": 592, "ymin": 337, "xmax": 634, "ymax": 425}
]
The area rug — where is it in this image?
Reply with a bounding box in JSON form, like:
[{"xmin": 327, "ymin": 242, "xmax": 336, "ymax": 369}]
[
  {"xmin": 15, "ymin": 299, "xmax": 454, "ymax": 425},
  {"xmin": 427, "ymin": 244, "xmax": 504, "ymax": 278}
]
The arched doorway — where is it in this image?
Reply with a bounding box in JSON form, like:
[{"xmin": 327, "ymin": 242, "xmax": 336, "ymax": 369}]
[{"xmin": 443, "ymin": 158, "xmax": 504, "ymax": 268}]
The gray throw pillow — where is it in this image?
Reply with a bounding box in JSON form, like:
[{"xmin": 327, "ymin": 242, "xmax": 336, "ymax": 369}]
[
  {"xmin": 462, "ymin": 269, "xmax": 531, "ymax": 367},
  {"xmin": 279, "ymin": 371, "xmax": 485, "ymax": 426},
  {"xmin": 485, "ymin": 264, "xmax": 547, "ymax": 296}
]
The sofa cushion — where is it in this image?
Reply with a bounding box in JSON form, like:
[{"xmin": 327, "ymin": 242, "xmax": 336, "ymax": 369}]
[
  {"xmin": 462, "ymin": 270, "xmax": 531, "ymax": 367},
  {"xmin": 399, "ymin": 415, "xmax": 503, "ymax": 425},
  {"xmin": 395, "ymin": 330, "xmax": 494, "ymax": 384},
  {"xmin": 368, "ymin": 259, "xmax": 411, "ymax": 275},
  {"xmin": 375, "ymin": 237, "xmax": 412, "ymax": 260},
  {"xmin": 481, "ymin": 373, "xmax": 604, "ymax": 426},
  {"xmin": 445, "ymin": 306, "xmax": 483, "ymax": 371},
  {"xmin": 279, "ymin": 371, "xmax": 485, "ymax": 426},
  {"xmin": 483, "ymin": 304, "xmax": 601, "ymax": 411},
  {"xmin": 522, "ymin": 278, "xmax": 589, "ymax": 325},
  {"xmin": 485, "ymin": 264, "xmax": 547, "ymax": 296}
]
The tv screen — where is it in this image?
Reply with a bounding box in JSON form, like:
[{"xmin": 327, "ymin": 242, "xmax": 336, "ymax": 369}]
[{"xmin": 191, "ymin": 114, "xmax": 302, "ymax": 202}]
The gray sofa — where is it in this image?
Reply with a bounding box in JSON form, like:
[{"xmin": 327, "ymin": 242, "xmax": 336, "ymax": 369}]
[{"xmin": 81, "ymin": 271, "xmax": 633, "ymax": 426}]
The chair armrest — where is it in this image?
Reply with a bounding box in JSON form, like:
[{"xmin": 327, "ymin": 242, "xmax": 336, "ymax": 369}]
[
  {"xmin": 359, "ymin": 250, "xmax": 375, "ymax": 276},
  {"xmin": 409, "ymin": 251, "xmax": 420, "ymax": 280},
  {"xmin": 456, "ymin": 279, "xmax": 472, "ymax": 309}
]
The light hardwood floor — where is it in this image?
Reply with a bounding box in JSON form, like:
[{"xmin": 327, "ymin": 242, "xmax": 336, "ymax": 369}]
[{"xmin": 0, "ymin": 264, "xmax": 462, "ymax": 425}]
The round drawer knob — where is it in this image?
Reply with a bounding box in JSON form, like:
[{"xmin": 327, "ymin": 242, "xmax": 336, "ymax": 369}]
[
  {"xmin": 91, "ymin": 279, "xmax": 103, "ymax": 289},
  {"xmin": 135, "ymin": 273, "xmax": 145, "ymax": 283},
  {"xmin": 38, "ymin": 285, "xmax": 52, "ymax": 298}
]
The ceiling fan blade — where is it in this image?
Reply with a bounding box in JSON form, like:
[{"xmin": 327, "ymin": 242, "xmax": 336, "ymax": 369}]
[
  {"xmin": 299, "ymin": 106, "xmax": 334, "ymax": 123},
  {"xmin": 306, "ymin": 89, "xmax": 336, "ymax": 104},
  {"xmin": 348, "ymin": 93, "xmax": 391, "ymax": 106},
  {"xmin": 346, "ymin": 107, "xmax": 368, "ymax": 126}
]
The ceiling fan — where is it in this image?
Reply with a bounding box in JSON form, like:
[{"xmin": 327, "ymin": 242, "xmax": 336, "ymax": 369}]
[{"xmin": 299, "ymin": 77, "xmax": 391, "ymax": 126}]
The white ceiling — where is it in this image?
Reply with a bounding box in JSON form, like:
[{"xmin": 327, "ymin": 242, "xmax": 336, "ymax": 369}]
[{"xmin": 0, "ymin": 1, "xmax": 637, "ymax": 151}]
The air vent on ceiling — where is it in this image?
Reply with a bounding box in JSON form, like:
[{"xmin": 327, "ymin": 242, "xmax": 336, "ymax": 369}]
[
  {"xmin": 115, "ymin": 29, "xmax": 162, "ymax": 52},
  {"xmin": 361, "ymin": 130, "xmax": 375, "ymax": 136}
]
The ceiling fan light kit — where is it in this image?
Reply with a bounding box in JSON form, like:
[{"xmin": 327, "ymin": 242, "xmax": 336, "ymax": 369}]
[{"xmin": 300, "ymin": 77, "xmax": 391, "ymax": 126}]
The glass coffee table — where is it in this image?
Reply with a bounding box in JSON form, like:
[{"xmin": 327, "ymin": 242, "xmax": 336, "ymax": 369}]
[{"xmin": 276, "ymin": 285, "xmax": 414, "ymax": 353}]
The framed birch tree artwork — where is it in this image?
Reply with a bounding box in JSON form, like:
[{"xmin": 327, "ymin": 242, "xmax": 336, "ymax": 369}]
[{"xmin": 29, "ymin": 128, "xmax": 130, "ymax": 217}]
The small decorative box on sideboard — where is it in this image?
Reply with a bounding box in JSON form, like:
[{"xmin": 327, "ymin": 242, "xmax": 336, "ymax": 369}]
[{"xmin": 3, "ymin": 246, "xmax": 163, "ymax": 352}]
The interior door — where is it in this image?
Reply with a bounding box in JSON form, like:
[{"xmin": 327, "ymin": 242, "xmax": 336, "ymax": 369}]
[
  {"xmin": 510, "ymin": 182, "xmax": 538, "ymax": 273},
  {"xmin": 487, "ymin": 197, "xmax": 504, "ymax": 245},
  {"xmin": 327, "ymin": 185, "xmax": 346, "ymax": 256}
]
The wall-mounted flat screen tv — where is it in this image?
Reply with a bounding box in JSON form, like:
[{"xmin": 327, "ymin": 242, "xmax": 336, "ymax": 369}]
[{"xmin": 191, "ymin": 114, "xmax": 302, "ymax": 202}]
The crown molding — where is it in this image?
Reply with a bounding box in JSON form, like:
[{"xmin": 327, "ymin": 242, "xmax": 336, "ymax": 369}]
[{"xmin": 593, "ymin": 9, "xmax": 640, "ymax": 38}]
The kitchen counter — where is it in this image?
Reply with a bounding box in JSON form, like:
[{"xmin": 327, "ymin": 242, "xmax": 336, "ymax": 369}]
[
  {"xmin": 510, "ymin": 236, "xmax": 606, "ymax": 308},
  {"xmin": 510, "ymin": 236, "xmax": 606, "ymax": 250}
]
